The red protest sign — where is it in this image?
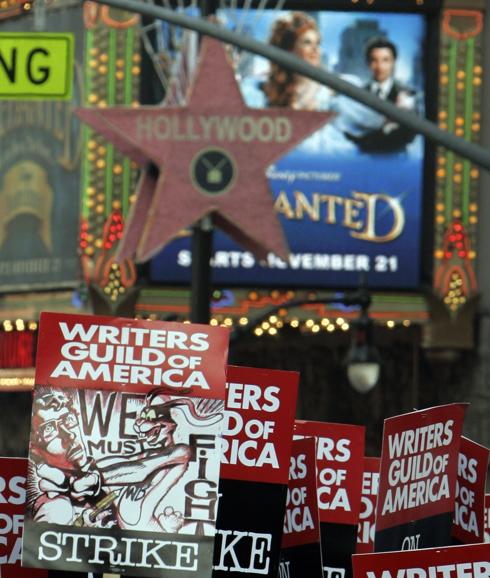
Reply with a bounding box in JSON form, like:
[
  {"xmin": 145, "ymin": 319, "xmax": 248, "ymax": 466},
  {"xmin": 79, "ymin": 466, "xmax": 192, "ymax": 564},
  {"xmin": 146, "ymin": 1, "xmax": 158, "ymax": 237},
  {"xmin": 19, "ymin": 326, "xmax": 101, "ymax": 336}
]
[
  {"xmin": 282, "ymin": 437, "xmax": 321, "ymax": 549},
  {"xmin": 375, "ymin": 403, "xmax": 466, "ymax": 552},
  {"xmin": 294, "ymin": 420, "xmax": 365, "ymax": 577},
  {"xmin": 24, "ymin": 314, "xmax": 229, "ymax": 577},
  {"xmin": 213, "ymin": 365, "xmax": 299, "ymax": 578},
  {"xmin": 221, "ymin": 365, "xmax": 299, "ymax": 484},
  {"xmin": 452, "ymin": 437, "xmax": 489, "ymax": 544},
  {"xmin": 353, "ymin": 543, "xmax": 490, "ymax": 578},
  {"xmin": 279, "ymin": 437, "xmax": 323, "ymax": 578},
  {"xmin": 357, "ymin": 457, "xmax": 380, "ymax": 554},
  {"xmin": 0, "ymin": 457, "xmax": 47, "ymax": 578},
  {"xmin": 294, "ymin": 420, "xmax": 365, "ymax": 525},
  {"xmin": 35, "ymin": 312, "xmax": 229, "ymax": 398}
]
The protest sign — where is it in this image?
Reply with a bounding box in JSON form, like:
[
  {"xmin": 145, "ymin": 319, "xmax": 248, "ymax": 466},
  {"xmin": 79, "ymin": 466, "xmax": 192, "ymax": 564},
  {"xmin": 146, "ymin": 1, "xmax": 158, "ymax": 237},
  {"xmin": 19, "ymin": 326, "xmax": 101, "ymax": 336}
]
[
  {"xmin": 0, "ymin": 457, "xmax": 47, "ymax": 578},
  {"xmin": 279, "ymin": 437, "xmax": 323, "ymax": 578},
  {"xmin": 213, "ymin": 365, "xmax": 299, "ymax": 577},
  {"xmin": 23, "ymin": 312, "xmax": 229, "ymax": 577},
  {"xmin": 353, "ymin": 542, "xmax": 490, "ymax": 578},
  {"xmin": 294, "ymin": 420, "xmax": 365, "ymax": 578},
  {"xmin": 452, "ymin": 437, "xmax": 489, "ymax": 544},
  {"xmin": 356, "ymin": 457, "xmax": 380, "ymax": 554},
  {"xmin": 34, "ymin": 312, "xmax": 229, "ymax": 397},
  {"xmin": 375, "ymin": 403, "xmax": 467, "ymax": 552}
]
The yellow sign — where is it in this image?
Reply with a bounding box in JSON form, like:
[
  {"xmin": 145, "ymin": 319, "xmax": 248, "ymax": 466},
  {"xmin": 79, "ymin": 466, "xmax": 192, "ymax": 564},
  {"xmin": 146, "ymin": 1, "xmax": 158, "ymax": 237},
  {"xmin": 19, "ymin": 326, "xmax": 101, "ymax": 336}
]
[{"xmin": 0, "ymin": 33, "xmax": 74, "ymax": 100}]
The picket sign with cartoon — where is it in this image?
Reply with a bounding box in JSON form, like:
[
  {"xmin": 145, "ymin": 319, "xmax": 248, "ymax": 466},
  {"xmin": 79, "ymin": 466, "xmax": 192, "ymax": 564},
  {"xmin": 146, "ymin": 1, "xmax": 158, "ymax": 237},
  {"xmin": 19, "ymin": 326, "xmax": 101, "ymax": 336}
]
[{"xmin": 22, "ymin": 312, "xmax": 229, "ymax": 577}]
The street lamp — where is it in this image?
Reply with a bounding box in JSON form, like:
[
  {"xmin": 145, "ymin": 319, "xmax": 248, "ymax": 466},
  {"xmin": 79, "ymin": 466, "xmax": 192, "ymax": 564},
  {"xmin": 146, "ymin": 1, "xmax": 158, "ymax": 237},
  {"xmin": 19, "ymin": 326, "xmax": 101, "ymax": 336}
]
[
  {"xmin": 345, "ymin": 306, "xmax": 380, "ymax": 394},
  {"xmin": 231, "ymin": 285, "xmax": 381, "ymax": 393}
]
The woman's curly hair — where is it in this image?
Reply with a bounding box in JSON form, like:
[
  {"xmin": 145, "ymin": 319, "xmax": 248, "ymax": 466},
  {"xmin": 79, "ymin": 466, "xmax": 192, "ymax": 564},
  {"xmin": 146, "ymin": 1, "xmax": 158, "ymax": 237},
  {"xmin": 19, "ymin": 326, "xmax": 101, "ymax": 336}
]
[{"xmin": 262, "ymin": 12, "xmax": 319, "ymax": 107}]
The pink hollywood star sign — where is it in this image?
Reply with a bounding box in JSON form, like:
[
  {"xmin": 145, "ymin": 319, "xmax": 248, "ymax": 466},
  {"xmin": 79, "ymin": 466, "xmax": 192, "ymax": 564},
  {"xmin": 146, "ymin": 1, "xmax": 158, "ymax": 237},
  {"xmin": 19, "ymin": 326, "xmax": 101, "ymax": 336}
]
[{"xmin": 77, "ymin": 37, "xmax": 332, "ymax": 262}]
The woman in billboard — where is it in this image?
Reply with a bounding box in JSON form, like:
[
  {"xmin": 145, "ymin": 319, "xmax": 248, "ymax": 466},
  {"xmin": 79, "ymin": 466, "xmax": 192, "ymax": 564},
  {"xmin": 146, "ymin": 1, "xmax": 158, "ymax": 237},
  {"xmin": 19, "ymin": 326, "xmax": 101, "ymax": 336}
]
[
  {"xmin": 240, "ymin": 12, "xmax": 332, "ymax": 112},
  {"xmin": 262, "ymin": 12, "xmax": 331, "ymax": 111}
]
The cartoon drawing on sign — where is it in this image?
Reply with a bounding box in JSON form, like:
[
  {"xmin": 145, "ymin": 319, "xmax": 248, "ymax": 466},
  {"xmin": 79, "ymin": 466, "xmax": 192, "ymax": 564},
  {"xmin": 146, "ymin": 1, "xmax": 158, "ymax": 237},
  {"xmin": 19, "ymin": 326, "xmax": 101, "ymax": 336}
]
[{"xmin": 27, "ymin": 386, "xmax": 223, "ymax": 534}]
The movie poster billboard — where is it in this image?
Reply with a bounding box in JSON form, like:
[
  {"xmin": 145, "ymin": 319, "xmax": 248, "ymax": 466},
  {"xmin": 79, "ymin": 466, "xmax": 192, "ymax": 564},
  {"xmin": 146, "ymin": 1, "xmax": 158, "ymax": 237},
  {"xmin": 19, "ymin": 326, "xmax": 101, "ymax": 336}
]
[
  {"xmin": 150, "ymin": 9, "xmax": 427, "ymax": 290},
  {"xmin": 353, "ymin": 542, "xmax": 490, "ymax": 578},
  {"xmin": 294, "ymin": 420, "xmax": 365, "ymax": 578},
  {"xmin": 0, "ymin": 4, "xmax": 83, "ymax": 291},
  {"xmin": 357, "ymin": 457, "xmax": 380, "ymax": 554},
  {"xmin": 22, "ymin": 312, "xmax": 229, "ymax": 577},
  {"xmin": 0, "ymin": 457, "xmax": 47, "ymax": 578},
  {"xmin": 374, "ymin": 404, "xmax": 467, "ymax": 553},
  {"xmin": 452, "ymin": 438, "xmax": 489, "ymax": 545},
  {"xmin": 213, "ymin": 365, "xmax": 298, "ymax": 577},
  {"xmin": 279, "ymin": 437, "xmax": 323, "ymax": 578}
]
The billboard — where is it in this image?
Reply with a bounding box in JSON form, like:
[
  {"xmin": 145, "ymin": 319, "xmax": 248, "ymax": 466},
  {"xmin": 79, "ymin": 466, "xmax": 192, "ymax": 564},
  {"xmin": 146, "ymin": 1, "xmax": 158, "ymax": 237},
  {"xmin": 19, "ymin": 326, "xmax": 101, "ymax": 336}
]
[
  {"xmin": 150, "ymin": 9, "xmax": 428, "ymax": 290},
  {"xmin": 0, "ymin": 4, "xmax": 83, "ymax": 291}
]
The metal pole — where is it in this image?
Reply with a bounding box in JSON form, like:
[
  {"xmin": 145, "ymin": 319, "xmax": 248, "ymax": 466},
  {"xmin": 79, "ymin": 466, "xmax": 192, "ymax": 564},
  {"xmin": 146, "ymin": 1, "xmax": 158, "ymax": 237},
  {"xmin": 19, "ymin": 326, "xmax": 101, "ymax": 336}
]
[
  {"xmin": 190, "ymin": 216, "xmax": 214, "ymax": 324},
  {"xmin": 188, "ymin": 0, "xmax": 215, "ymax": 326},
  {"xmin": 91, "ymin": 0, "xmax": 490, "ymax": 172}
]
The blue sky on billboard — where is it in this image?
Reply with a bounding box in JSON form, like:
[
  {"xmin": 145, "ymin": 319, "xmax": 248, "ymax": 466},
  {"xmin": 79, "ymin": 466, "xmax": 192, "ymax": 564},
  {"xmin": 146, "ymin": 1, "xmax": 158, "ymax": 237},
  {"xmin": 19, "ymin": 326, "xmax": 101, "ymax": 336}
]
[{"xmin": 218, "ymin": 10, "xmax": 426, "ymax": 87}]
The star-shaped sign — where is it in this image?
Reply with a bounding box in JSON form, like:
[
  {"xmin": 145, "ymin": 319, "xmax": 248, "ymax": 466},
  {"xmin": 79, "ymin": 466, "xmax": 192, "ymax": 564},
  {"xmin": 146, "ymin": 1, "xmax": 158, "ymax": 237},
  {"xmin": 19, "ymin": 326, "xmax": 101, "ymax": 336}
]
[{"xmin": 77, "ymin": 37, "xmax": 332, "ymax": 262}]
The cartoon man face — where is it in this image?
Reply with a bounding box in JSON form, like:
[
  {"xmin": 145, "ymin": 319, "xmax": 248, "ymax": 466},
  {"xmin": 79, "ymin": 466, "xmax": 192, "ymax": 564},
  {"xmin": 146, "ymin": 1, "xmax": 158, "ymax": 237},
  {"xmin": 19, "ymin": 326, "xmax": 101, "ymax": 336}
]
[
  {"xmin": 134, "ymin": 405, "xmax": 176, "ymax": 447},
  {"xmin": 34, "ymin": 393, "xmax": 89, "ymax": 471}
]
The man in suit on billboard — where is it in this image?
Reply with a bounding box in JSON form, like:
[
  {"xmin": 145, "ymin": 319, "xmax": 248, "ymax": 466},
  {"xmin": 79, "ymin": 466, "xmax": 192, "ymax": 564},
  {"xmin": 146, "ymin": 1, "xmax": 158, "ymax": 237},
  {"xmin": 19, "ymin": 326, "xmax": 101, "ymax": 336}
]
[{"xmin": 345, "ymin": 38, "xmax": 418, "ymax": 154}]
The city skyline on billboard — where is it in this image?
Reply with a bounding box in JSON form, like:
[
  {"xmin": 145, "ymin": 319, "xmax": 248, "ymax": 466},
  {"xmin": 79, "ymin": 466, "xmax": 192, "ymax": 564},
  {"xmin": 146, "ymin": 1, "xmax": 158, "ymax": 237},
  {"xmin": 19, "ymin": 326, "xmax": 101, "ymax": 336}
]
[{"xmin": 150, "ymin": 9, "xmax": 429, "ymax": 290}]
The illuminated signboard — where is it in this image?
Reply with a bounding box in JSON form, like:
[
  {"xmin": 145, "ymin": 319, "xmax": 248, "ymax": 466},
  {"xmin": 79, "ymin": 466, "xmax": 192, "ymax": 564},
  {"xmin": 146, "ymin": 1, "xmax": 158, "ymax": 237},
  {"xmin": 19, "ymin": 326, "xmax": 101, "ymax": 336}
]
[
  {"xmin": 150, "ymin": 9, "xmax": 428, "ymax": 289},
  {"xmin": 0, "ymin": 32, "xmax": 73, "ymax": 100}
]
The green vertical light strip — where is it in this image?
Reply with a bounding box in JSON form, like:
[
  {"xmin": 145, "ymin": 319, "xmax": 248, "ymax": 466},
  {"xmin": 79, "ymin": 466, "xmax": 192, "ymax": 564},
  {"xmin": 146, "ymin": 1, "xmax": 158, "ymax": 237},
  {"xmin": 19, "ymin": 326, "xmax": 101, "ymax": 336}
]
[
  {"xmin": 445, "ymin": 38, "xmax": 458, "ymax": 223},
  {"xmin": 105, "ymin": 28, "xmax": 118, "ymax": 215},
  {"xmin": 462, "ymin": 38, "xmax": 475, "ymax": 226},
  {"xmin": 81, "ymin": 30, "xmax": 94, "ymax": 220},
  {"xmin": 122, "ymin": 27, "xmax": 135, "ymax": 218},
  {"xmin": 124, "ymin": 27, "xmax": 134, "ymax": 104}
]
